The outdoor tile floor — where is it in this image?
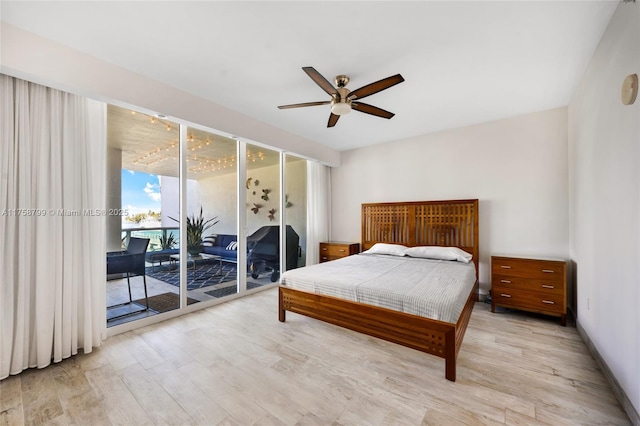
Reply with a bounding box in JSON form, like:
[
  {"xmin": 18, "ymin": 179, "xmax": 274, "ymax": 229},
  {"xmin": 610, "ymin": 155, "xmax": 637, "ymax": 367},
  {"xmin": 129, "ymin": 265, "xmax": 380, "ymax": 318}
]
[{"xmin": 106, "ymin": 263, "xmax": 273, "ymax": 327}]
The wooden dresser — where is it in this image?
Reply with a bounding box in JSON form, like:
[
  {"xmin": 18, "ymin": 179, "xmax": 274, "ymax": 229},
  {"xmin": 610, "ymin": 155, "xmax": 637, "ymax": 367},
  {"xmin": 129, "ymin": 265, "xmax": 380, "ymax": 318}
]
[
  {"xmin": 319, "ymin": 241, "xmax": 360, "ymax": 263},
  {"xmin": 491, "ymin": 255, "xmax": 567, "ymax": 326}
]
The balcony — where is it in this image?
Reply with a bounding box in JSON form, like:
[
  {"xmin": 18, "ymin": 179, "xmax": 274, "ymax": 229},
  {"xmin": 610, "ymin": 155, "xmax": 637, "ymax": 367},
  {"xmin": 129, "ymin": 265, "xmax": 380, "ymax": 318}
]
[{"xmin": 107, "ymin": 226, "xmax": 273, "ymax": 326}]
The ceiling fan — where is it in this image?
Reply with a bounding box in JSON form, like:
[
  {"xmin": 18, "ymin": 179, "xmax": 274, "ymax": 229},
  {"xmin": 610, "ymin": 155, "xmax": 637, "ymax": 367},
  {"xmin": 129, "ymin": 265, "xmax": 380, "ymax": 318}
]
[{"xmin": 278, "ymin": 67, "xmax": 405, "ymax": 128}]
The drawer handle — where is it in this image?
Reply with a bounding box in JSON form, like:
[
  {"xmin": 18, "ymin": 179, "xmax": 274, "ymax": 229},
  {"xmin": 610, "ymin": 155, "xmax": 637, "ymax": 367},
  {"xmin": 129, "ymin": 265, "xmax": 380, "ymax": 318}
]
[
  {"xmin": 542, "ymin": 300, "xmax": 555, "ymax": 305},
  {"xmin": 500, "ymin": 293, "xmax": 512, "ymax": 298},
  {"xmin": 322, "ymin": 248, "xmax": 327, "ymax": 251},
  {"xmin": 541, "ymin": 284, "xmax": 555, "ymax": 289},
  {"xmin": 338, "ymin": 249, "xmax": 345, "ymax": 252},
  {"xmin": 542, "ymin": 269, "xmax": 554, "ymax": 273},
  {"xmin": 500, "ymin": 280, "xmax": 512, "ymax": 284},
  {"xmin": 500, "ymin": 266, "xmax": 512, "ymax": 269}
]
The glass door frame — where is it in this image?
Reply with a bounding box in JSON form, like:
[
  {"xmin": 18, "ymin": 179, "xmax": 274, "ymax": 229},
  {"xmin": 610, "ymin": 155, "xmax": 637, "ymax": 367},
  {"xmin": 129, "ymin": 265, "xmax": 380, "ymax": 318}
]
[{"xmin": 237, "ymin": 139, "xmax": 248, "ymax": 294}]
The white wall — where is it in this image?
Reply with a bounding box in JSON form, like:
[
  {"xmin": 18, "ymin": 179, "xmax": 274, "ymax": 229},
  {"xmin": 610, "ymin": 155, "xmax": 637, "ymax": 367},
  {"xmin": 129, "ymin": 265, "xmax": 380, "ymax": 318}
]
[
  {"xmin": 568, "ymin": 1, "xmax": 639, "ymax": 416},
  {"xmin": 160, "ymin": 176, "xmax": 199, "ymax": 227},
  {"xmin": 197, "ymin": 172, "xmax": 239, "ymax": 236},
  {"xmin": 105, "ymin": 147, "xmax": 122, "ymax": 251},
  {"xmin": 331, "ymin": 107, "xmax": 569, "ymax": 293}
]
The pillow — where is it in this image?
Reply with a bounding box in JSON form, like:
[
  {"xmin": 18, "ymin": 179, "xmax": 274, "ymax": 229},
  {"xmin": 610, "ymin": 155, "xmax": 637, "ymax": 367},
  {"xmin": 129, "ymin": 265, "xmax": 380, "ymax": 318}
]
[
  {"xmin": 361, "ymin": 243, "xmax": 408, "ymax": 256},
  {"xmin": 225, "ymin": 241, "xmax": 238, "ymax": 250},
  {"xmin": 218, "ymin": 235, "xmax": 235, "ymax": 246},
  {"xmin": 405, "ymin": 246, "xmax": 472, "ymax": 263}
]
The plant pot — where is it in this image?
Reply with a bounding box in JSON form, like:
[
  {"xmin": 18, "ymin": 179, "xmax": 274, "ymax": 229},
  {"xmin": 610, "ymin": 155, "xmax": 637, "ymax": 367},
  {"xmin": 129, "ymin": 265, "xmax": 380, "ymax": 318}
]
[{"xmin": 187, "ymin": 246, "xmax": 201, "ymax": 256}]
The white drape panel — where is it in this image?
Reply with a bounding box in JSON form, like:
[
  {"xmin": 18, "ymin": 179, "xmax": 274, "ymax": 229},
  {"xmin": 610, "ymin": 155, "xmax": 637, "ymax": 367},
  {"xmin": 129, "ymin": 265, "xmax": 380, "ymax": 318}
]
[
  {"xmin": 0, "ymin": 74, "xmax": 106, "ymax": 379},
  {"xmin": 305, "ymin": 161, "xmax": 331, "ymax": 265}
]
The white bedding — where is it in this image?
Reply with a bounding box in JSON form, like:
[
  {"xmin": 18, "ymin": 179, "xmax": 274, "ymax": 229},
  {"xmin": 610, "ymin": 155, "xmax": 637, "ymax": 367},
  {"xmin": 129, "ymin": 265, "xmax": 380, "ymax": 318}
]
[{"xmin": 280, "ymin": 253, "xmax": 476, "ymax": 324}]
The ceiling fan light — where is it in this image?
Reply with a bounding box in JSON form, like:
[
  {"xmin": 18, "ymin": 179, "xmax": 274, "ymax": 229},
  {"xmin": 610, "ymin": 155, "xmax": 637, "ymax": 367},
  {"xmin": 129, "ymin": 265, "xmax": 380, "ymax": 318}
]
[{"xmin": 331, "ymin": 102, "xmax": 352, "ymax": 116}]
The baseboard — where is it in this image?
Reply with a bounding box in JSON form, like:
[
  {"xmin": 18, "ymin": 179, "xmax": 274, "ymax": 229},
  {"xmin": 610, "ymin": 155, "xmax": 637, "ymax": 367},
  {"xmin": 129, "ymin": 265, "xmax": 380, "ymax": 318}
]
[{"xmin": 576, "ymin": 320, "xmax": 640, "ymax": 425}]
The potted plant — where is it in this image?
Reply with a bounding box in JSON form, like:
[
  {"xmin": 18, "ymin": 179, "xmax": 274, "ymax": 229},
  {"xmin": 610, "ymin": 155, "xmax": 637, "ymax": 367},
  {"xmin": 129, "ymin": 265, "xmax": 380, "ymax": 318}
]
[
  {"xmin": 159, "ymin": 232, "xmax": 177, "ymax": 250},
  {"xmin": 170, "ymin": 207, "xmax": 219, "ymax": 255}
]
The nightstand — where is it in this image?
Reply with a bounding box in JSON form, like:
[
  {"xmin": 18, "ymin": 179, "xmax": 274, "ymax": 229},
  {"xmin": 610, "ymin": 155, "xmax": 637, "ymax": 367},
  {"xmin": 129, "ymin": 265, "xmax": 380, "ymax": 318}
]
[
  {"xmin": 491, "ymin": 255, "xmax": 567, "ymax": 326},
  {"xmin": 319, "ymin": 241, "xmax": 360, "ymax": 263}
]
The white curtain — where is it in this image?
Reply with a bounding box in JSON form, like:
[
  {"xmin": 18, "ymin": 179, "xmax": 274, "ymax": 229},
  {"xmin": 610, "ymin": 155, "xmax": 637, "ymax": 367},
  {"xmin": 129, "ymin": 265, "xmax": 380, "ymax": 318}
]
[
  {"xmin": 0, "ymin": 74, "xmax": 106, "ymax": 379},
  {"xmin": 305, "ymin": 161, "xmax": 331, "ymax": 265}
]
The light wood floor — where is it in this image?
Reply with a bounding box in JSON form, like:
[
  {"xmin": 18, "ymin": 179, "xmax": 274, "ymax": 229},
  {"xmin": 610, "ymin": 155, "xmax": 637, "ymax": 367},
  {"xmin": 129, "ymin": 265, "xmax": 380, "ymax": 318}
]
[{"xmin": 0, "ymin": 288, "xmax": 630, "ymax": 425}]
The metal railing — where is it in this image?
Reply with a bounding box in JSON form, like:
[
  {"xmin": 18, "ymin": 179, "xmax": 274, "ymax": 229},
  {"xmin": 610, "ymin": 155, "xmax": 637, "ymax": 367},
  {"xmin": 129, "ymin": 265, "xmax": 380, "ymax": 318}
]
[{"xmin": 120, "ymin": 226, "xmax": 179, "ymax": 252}]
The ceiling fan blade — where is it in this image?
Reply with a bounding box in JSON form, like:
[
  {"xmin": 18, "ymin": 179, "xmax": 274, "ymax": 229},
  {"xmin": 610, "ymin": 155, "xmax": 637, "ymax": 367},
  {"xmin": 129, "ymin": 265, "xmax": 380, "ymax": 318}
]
[
  {"xmin": 303, "ymin": 67, "xmax": 337, "ymax": 96},
  {"xmin": 348, "ymin": 74, "xmax": 405, "ymax": 100},
  {"xmin": 352, "ymin": 102, "xmax": 395, "ymax": 119},
  {"xmin": 327, "ymin": 113, "xmax": 340, "ymax": 128},
  {"xmin": 278, "ymin": 101, "xmax": 331, "ymax": 109}
]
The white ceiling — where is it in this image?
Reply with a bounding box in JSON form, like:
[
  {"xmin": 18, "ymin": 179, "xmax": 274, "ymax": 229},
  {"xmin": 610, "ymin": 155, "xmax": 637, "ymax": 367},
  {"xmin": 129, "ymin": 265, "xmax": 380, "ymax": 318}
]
[
  {"xmin": 1, "ymin": 1, "xmax": 618, "ymax": 151},
  {"xmin": 107, "ymin": 104, "xmax": 289, "ymax": 180}
]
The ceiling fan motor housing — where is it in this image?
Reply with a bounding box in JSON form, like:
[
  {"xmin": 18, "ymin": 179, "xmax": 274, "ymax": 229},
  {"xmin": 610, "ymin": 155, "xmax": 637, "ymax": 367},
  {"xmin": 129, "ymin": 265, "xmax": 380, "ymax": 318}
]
[{"xmin": 335, "ymin": 75, "xmax": 350, "ymax": 88}]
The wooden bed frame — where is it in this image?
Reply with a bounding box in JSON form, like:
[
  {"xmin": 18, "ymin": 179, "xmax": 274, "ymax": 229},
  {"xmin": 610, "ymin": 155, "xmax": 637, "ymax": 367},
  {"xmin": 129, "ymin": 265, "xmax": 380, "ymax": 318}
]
[{"xmin": 278, "ymin": 199, "xmax": 479, "ymax": 381}]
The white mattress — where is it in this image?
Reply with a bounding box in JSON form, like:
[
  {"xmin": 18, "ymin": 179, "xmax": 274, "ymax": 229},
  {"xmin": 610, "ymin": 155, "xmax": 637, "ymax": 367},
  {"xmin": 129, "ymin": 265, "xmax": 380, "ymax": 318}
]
[{"xmin": 280, "ymin": 253, "xmax": 477, "ymax": 324}]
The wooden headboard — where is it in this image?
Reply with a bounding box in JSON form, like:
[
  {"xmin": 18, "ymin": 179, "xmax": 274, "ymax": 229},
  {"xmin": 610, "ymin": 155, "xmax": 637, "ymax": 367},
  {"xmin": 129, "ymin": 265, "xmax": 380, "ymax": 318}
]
[{"xmin": 362, "ymin": 199, "xmax": 479, "ymax": 279}]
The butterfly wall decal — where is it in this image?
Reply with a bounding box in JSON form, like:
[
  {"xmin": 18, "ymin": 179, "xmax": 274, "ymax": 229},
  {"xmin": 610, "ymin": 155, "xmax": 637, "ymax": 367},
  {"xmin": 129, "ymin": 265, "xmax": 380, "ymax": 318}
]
[
  {"xmin": 251, "ymin": 203, "xmax": 262, "ymax": 214},
  {"xmin": 261, "ymin": 189, "xmax": 271, "ymax": 202},
  {"xmin": 268, "ymin": 208, "xmax": 276, "ymax": 221}
]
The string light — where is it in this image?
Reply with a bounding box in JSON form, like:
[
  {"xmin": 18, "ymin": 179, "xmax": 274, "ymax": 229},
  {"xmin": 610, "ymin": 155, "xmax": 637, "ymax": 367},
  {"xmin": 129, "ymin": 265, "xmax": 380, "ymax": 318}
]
[{"xmin": 127, "ymin": 110, "xmax": 264, "ymax": 176}]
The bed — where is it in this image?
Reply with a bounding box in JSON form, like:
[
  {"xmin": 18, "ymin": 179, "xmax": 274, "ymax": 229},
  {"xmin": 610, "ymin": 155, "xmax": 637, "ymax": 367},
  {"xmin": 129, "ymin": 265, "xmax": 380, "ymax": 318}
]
[{"xmin": 278, "ymin": 199, "xmax": 479, "ymax": 381}]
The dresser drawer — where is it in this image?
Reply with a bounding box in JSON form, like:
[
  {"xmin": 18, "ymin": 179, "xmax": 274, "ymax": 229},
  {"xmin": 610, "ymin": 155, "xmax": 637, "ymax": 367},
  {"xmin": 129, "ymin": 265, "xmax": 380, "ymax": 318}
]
[
  {"xmin": 319, "ymin": 242, "xmax": 360, "ymax": 263},
  {"xmin": 320, "ymin": 244, "xmax": 351, "ymax": 257},
  {"xmin": 492, "ymin": 285, "xmax": 565, "ymax": 314},
  {"xmin": 491, "ymin": 275, "xmax": 565, "ymax": 296},
  {"xmin": 491, "ymin": 256, "xmax": 565, "ymax": 281}
]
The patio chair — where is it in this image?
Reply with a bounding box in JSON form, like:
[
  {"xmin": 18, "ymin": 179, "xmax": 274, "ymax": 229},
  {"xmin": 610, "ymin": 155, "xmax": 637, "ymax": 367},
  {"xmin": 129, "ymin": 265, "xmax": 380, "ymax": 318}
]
[{"xmin": 107, "ymin": 237, "xmax": 150, "ymax": 313}]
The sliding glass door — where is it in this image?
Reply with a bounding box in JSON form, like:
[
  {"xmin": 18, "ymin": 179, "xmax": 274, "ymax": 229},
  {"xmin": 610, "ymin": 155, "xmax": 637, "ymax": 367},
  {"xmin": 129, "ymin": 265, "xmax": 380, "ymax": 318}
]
[
  {"xmin": 183, "ymin": 127, "xmax": 239, "ymax": 301},
  {"xmin": 285, "ymin": 154, "xmax": 307, "ymax": 271},
  {"xmin": 245, "ymin": 144, "xmax": 281, "ymax": 287},
  {"xmin": 106, "ymin": 105, "xmax": 181, "ymax": 325}
]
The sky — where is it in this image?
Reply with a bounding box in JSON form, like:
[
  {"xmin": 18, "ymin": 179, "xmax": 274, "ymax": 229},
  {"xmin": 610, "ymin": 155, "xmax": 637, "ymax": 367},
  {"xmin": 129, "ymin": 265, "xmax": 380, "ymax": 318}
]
[{"xmin": 121, "ymin": 169, "xmax": 161, "ymax": 216}]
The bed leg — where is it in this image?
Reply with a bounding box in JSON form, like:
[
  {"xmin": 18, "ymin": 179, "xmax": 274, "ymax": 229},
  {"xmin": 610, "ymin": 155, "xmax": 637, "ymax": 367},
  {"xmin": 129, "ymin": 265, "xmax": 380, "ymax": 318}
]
[
  {"xmin": 278, "ymin": 287, "xmax": 286, "ymax": 322},
  {"xmin": 445, "ymin": 358, "xmax": 456, "ymax": 382},
  {"xmin": 445, "ymin": 329, "xmax": 456, "ymax": 381}
]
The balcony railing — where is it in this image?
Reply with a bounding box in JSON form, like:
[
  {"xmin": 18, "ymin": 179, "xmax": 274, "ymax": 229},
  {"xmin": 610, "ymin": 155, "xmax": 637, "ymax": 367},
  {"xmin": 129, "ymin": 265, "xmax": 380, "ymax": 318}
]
[{"xmin": 120, "ymin": 226, "xmax": 179, "ymax": 252}]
